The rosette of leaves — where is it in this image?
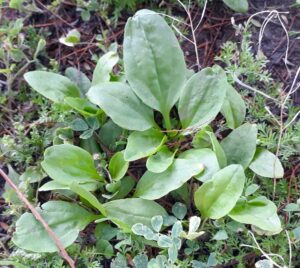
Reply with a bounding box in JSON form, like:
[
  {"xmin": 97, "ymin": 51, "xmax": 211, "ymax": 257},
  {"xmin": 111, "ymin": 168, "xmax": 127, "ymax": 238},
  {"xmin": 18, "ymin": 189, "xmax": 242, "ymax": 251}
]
[{"xmin": 17, "ymin": 9, "xmax": 282, "ymax": 253}]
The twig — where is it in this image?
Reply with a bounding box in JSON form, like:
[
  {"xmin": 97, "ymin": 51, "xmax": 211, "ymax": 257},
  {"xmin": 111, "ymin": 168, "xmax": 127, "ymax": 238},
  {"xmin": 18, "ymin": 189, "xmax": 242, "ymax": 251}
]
[
  {"xmin": 286, "ymin": 230, "xmax": 292, "ymax": 268},
  {"xmin": 274, "ymin": 66, "xmax": 300, "ymax": 198},
  {"xmin": 233, "ymin": 75, "xmax": 280, "ymax": 103},
  {"xmin": 241, "ymin": 231, "xmax": 285, "ymax": 268},
  {"xmin": 0, "ymin": 168, "xmax": 75, "ymax": 268}
]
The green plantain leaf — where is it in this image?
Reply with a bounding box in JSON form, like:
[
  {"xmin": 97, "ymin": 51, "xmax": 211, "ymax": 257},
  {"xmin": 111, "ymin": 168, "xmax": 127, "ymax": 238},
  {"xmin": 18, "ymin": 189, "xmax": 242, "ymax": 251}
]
[
  {"xmin": 229, "ymin": 196, "xmax": 282, "ymax": 234},
  {"xmin": 135, "ymin": 149, "xmax": 217, "ymax": 200},
  {"xmin": 146, "ymin": 146, "xmax": 175, "ymax": 173},
  {"xmin": 109, "ymin": 151, "xmax": 129, "ymax": 181},
  {"xmin": 206, "ymin": 131, "xmax": 227, "ymax": 168},
  {"xmin": 192, "ymin": 126, "xmax": 214, "ymax": 149},
  {"xmin": 194, "ymin": 164, "xmax": 245, "ymax": 219},
  {"xmin": 124, "ymin": 128, "xmax": 166, "ymax": 161},
  {"xmin": 12, "ymin": 201, "xmax": 96, "ymax": 252},
  {"xmin": 104, "ymin": 198, "xmax": 167, "ymax": 231},
  {"xmin": 179, "ymin": 66, "xmax": 227, "ymax": 130},
  {"xmin": 223, "ymin": 0, "xmax": 249, "ymax": 13},
  {"xmin": 70, "ymin": 182, "xmax": 106, "ymax": 216},
  {"xmin": 186, "ymin": 149, "xmax": 220, "ymax": 182},
  {"xmin": 24, "ymin": 71, "xmax": 80, "ymax": 103},
  {"xmin": 64, "ymin": 97, "xmax": 100, "ymax": 117},
  {"xmin": 249, "ymin": 148, "xmax": 284, "ymax": 178},
  {"xmin": 65, "ymin": 67, "xmax": 91, "ymax": 95},
  {"xmin": 87, "ymin": 82, "xmax": 154, "ymax": 131},
  {"xmin": 221, "ymin": 123, "xmax": 257, "ymax": 169},
  {"xmin": 41, "ymin": 144, "xmax": 103, "ymax": 191},
  {"xmin": 110, "ymin": 176, "xmax": 135, "ymax": 200},
  {"xmin": 221, "ymin": 84, "xmax": 246, "ymax": 129},
  {"xmin": 124, "ymin": 9, "xmax": 186, "ymax": 118},
  {"xmin": 92, "ymin": 51, "xmax": 119, "ymax": 86}
]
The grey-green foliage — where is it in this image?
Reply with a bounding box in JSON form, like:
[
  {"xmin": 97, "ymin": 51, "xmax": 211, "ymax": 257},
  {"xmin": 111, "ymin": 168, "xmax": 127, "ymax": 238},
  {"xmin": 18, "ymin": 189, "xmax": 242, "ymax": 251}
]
[
  {"xmin": 131, "ymin": 204, "xmax": 203, "ymax": 265},
  {"xmin": 16, "ymin": 8, "xmax": 284, "ymax": 257}
]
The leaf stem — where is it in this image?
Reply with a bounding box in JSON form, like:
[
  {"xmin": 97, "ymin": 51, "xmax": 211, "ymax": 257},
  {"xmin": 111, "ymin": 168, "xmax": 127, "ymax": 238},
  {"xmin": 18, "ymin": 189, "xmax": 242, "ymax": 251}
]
[
  {"xmin": 163, "ymin": 112, "xmax": 172, "ymax": 130},
  {"xmin": 200, "ymin": 218, "xmax": 208, "ymax": 231}
]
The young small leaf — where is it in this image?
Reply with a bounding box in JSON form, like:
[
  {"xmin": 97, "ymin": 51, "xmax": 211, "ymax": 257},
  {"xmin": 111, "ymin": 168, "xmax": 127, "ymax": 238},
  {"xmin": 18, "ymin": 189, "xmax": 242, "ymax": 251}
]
[
  {"xmin": 151, "ymin": 215, "xmax": 163, "ymax": 232},
  {"xmin": 124, "ymin": 128, "xmax": 166, "ymax": 161},
  {"xmin": 212, "ymin": 230, "xmax": 228, "ymax": 241},
  {"xmin": 172, "ymin": 202, "xmax": 187, "ymax": 220},
  {"xmin": 109, "ymin": 151, "xmax": 129, "ymax": 181},
  {"xmin": 189, "ymin": 216, "xmax": 201, "ymax": 233},
  {"xmin": 171, "ymin": 221, "xmax": 183, "ymax": 238},
  {"xmin": 245, "ymin": 184, "xmax": 260, "ymax": 197},
  {"xmin": 146, "ymin": 146, "xmax": 175, "ymax": 173},
  {"xmin": 92, "ymin": 51, "xmax": 119, "ymax": 86},
  {"xmin": 132, "ymin": 223, "xmax": 157, "ymax": 240}
]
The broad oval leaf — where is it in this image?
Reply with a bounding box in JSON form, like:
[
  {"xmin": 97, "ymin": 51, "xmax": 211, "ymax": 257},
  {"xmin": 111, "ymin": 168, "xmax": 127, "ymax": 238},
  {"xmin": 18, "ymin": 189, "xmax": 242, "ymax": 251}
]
[
  {"xmin": 24, "ymin": 71, "xmax": 80, "ymax": 103},
  {"xmin": 92, "ymin": 51, "xmax": 119, "ymax": 86},
  {"xmin": 124, "ymin": 9, "xmax": 186, "ymax": 117},
  {"xmin": 87, "ymin": 82, "xmax": 154, "ymax": 131},
  {"xmin": 179, "ymin": 66, "xmax": 227, "ymax": 129},
  {"xmin": 104, "ymin": 198, "xmax": 167, "ymax": 231},
  {"xmin": 194, "ymin": 164, "xmax": 245, "ymax": 219},
  {"xmin": 146, "ymin": 146, "xmax": 175, "ymax": 173},
  {"xmin": 221, "ymin": 84, "xmax": 246, "ymax": 129},
  {"xmin": 124, "ymin": 128, "xmax": 166, "ymax": 161},
  {"xmin": 221, "ymin": 123, "xmax": 257, "ymax": 169},
  {"xmin": 109, "ymin": 151, "xmax": 129, "ymax": 181},
  {"xmin": 12, "ymin": 201, "xmax": 96, "ymax": 252},
  {"xmin": 229, "ymin": 196, "xmax": 282, "ymax": 234},
  {"xmin": 135, "ymin": 149, "xmax": 217, "ymax": 200},
  {"xmin": 249, "ymin": 149, "xmax": 284, "ymax": 178},
  {"xmin": 41, "ymin": 144, "xmax": 103, "ymax": 191},
  {"xmin": 223, "ymin": 0, "xmax": 249, "ymax": 12}
]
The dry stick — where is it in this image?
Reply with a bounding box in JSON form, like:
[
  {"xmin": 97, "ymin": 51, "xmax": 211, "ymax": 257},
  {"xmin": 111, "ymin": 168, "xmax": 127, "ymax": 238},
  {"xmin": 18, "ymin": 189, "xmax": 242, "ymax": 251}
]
[
  {"xmin": 273, "ymin": 66, "xmax": 300, "ymax": 199},
  {"xmin": 0, "ymin": 168, "xmax": 75, "ymax": 268}
]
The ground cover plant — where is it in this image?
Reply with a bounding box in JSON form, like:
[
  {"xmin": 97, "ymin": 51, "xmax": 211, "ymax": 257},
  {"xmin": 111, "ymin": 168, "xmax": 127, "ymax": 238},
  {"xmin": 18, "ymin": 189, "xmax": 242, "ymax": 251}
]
[{"xmin": 0, "ymin": 0, "xmax": 299, "ymax": 267}]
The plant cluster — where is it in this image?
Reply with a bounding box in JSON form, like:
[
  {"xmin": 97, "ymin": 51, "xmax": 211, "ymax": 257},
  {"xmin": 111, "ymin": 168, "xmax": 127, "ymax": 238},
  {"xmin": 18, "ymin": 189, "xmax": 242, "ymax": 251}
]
[{"xmin": 1, "ymin": 8, "xmax": 295, "ymax": 267}]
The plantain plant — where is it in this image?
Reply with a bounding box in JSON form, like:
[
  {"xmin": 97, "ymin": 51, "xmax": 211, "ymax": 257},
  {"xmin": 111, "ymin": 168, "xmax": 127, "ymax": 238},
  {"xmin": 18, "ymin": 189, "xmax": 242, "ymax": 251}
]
[{"xmin": 14, "ymin": 9, "xmax": 282, "ymax": 254}]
